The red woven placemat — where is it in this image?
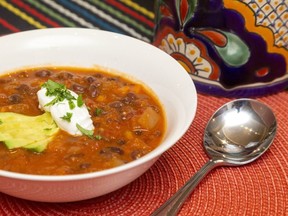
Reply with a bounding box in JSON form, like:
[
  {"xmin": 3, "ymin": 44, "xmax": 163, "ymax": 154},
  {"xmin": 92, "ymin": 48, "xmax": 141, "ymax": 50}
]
[{"xmin": 0, "ymin": 91, "xmax": 287, "ymax": 216}]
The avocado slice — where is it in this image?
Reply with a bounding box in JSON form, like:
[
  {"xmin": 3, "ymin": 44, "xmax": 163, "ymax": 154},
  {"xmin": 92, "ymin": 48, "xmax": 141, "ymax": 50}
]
[{"xmin": 0, "ymin": 112, "xmax": 59, "ymax": 152}]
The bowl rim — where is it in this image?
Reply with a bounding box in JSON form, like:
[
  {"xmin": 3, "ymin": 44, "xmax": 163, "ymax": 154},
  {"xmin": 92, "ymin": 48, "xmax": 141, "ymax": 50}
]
[{"xmin": 0, "ymin": 28, "xmax": 197, "ymax": 181}]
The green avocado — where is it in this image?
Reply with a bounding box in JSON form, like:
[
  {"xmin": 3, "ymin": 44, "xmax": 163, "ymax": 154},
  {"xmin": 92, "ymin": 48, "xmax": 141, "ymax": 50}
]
[{"xmin": 0, "ymin": 112, "xmax": 59, "ymax": 152}]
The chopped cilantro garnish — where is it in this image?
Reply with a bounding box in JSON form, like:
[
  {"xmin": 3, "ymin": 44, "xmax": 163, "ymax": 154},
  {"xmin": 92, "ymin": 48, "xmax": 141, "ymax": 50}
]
[
  {"xmin": 42, "ymin": 80, "xmax": 76, "ymax": 107},
  {"xmin": 76, "ymin": 123, "xmax": 102, "ymax": 140},
  {"xmin": 42, "ymin": 80, "xmax": 65, "ymax": 95},
  {"xmin": 0, "ymin": 119, "xmax": 3, "ymax": 125},
  {"xmin": 61, "ymin": 112, "xmax": 73, "ymax": 122},
  {"xmin": 95, "ymin": 108, "xmax": 103, "ymax": 116},
  {"xmin": 77, "ymin": 95, "xmax": 84, "ymax": 107},
  {"xmin": 68, "ymin": 100, "xmax": 75, "ymax": 110},
  {"xmin": 44, "ymin": 97, "xmax": 58, "ymax": 107},
  {"xmin": 76, "ymin": 123, "xmax": 94, "ymax": 138},
  {"xmin": 94, "ymin": 135, "xmax": 102, "ymax": 140}
]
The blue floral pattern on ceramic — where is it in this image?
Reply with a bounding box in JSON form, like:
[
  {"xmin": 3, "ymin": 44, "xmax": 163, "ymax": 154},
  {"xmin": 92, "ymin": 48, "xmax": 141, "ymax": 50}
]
[{"xmin": 153, "ymin": 0, "xmax": 288, "ymax": 97}]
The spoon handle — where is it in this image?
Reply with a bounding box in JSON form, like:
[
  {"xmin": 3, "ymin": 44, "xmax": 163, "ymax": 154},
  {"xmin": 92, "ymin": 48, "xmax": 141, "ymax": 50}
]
[{"xmin": 151, "ymin": 159, "xmax": 221, "ymax": 216}]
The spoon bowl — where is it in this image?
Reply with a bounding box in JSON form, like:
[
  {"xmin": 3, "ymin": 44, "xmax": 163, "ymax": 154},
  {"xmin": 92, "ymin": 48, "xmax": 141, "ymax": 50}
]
[
  {"xmin": 205, "ymin": 99, "xmax": 277, "ymax": 165},
  {"xmin": 152, "ymin": 99, "xmax": 277, "ymax": 216}
]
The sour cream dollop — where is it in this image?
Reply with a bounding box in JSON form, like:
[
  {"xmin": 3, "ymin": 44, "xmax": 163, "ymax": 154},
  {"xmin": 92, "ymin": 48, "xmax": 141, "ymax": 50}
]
[{"xmin": 37, "ymin": 81, "xmax": 94, "ymax": 136}]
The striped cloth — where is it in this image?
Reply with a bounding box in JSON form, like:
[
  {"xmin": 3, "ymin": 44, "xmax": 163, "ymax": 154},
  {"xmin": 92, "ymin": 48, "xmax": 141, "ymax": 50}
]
[{"xmin": 0, "ymin": 0, "xmax": 155, "ymax": 42}]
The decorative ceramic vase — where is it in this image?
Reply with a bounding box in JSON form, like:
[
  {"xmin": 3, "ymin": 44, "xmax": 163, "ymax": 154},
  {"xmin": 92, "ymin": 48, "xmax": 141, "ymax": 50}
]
[{"xmin": 153, "ymin": 0, "xmax": 288, "ymax": 97}]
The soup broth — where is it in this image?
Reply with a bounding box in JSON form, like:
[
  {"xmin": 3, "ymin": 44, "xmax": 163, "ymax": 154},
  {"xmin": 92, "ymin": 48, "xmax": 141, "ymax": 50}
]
[{"xmin": 0, "ymin": 67, "xmax": 166, "ymax": 175}]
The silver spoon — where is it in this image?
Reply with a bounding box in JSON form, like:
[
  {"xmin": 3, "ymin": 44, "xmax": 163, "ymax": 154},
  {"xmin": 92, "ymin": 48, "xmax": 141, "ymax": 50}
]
[{"xmin": 152, "ymin": 99, "xmax": 277, "ymax": 216}]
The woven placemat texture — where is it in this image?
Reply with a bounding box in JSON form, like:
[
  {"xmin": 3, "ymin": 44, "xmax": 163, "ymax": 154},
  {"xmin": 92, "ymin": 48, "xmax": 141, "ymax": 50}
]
[{"xmin": 0, "ymin": 92, "xmax": 287, "ymax": 216}]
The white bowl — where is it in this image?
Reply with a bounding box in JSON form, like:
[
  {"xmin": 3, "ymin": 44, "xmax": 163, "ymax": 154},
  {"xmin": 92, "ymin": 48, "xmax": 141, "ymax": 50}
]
[{"xmin": 0, "ymin": 28, "xmax": 197, "ymax": 202}]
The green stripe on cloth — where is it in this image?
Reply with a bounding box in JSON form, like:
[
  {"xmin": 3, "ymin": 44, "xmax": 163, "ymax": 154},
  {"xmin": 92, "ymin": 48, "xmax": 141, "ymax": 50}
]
[
  {"xmin": 26, "ymin": 0, "xmax": 78, "ymax": 27},
  {"xmin": 90, "ymin": 0, "xmax": 153, "ymax": 37},
  {"xmin": 41, "ymin": 0, "xmax": 97, "ymax": 28}
]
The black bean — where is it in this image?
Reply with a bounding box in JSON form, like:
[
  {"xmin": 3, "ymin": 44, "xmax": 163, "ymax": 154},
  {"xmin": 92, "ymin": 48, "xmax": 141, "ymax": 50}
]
[
  {"xmin": 122, "ymin": 93, "xmax": 137, "ymax": 105},
  {"xmin": 72, "ymin": 84, "xmax": 85, "ymax": 93},
  {"xmin": 89, "ymin": 83, "xmax": 100, "ymax": 98},
  {"xmin": 90, "ymin": 89, "xmax": 99, "ymax": 98},
  {"xmin": 107, "ymin": 77, "xmax": 118, "ymax": 81},
  {"xmin": 86, "ymin": 76, "xmax": 96, "ymax": 83},
  {"xmin": 35, "ymin": 70, "xmax": 52, "ymax": 77},
  {"xmin": 100, "ymin": 146, "xmax": 124, "ymax": 155},
  {"xmin": 121, "ymin": 111, "xmax": 134, "ymax": 121},
  {"xmin": 127, "ymin": 93, "xmax": 137, "ymax": 100},
  {"xmin": 131, "ymin": 149, "xmax": 146, "ymax": 160},
  {"xmin": 16, "ymin": 84, "xmax": 30, "ymax": 94},
  {"xmin": 93, "ymin": 73, "xmax": 103, "ymax": 78},
  {"xmin": 8, "ymin": 94, "xmax": 22, "ymax": 104},
  {"xmin": 57, "ymin": 72, "xmax": 73, "ymax": 80},
  {"xmin": 116, "ymin": 139, "xmax": 126, "ymax": 145},
  {"xmin": 90, "ymin": 81, "xmax": 101, "ymax": 88},
  {"xmin": 110, "ymin": 101, "xmax": 124, "ymax": 108}
]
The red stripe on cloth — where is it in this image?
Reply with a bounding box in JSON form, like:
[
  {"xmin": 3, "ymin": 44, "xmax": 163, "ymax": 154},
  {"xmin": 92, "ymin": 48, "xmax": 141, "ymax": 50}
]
[
  {"xmin": 0, "ymin": 18, "xmax": 20, "ymax": 32},
  {"xmin": 11, "ymin": 0, "xmax": 61, "ymax": 27},
  {"xmin": 106, "ymin": 0, "xmax": 154, "ymax": 28}
]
